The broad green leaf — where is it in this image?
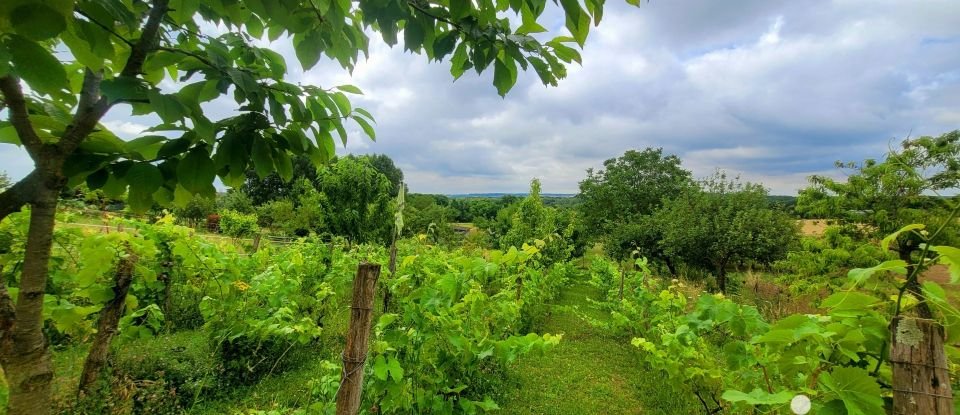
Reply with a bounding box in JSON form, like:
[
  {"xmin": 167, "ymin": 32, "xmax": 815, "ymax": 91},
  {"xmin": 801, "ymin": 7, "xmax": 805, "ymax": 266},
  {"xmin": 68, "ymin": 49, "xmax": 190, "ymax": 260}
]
[
  {"xmin": 386, "ymin": 356, "xmax": 404, "ymax": 382},
  {"xmin": 721, "ymin": 388, "xmax": 793, "ymax": 406},
  {"xmin": 373, "ymin": 355, "xmax": 388, "ymax": 381},
  {"xmin": 881, "ymin": 223, "xmax": 925, "ymax": 253},
  {"xmin": 848, "ymin": 259, "xmax": 907, "ymax": 285},
  {"xmin": 125, "ymin": 136, "xmax": 166, "ymax": 160},
  {"xmin": 101, "ymin": 76, "xmax": 149, "ymax": 103},
  {"xmin": 332, "ymin": 92, "xmax": 352, "ymax": 116},
  {"xmin": 177, "ymin": 148, "xmax": 216, "ymax": 194},
  {"xmin": 821, "ymin": 291, "xmax": 880, "ymax": 311},
  {"xmin": 79, "ymin": 134, "xmax": 126, "ymax": 154},
  {"xmin": 818, "ymin": 366, "xmax": 884, "ymax": 415},
  {"xmin": 932, "ymin": 245, "xmax": 960, "ymax": 283},
  {"xmin": 251, "ymin": 138, "xmax": 275, "ymax": 178},
  {"xmin": 169, "ymin": 0, "xmax": 200, "ymax": 24},
  {"xmin": 493, "ymin": 57, "xmax": 517, "ymax": 97},
  {"xmin": 9, "ymin": 3, "xmax": 68, "ymax": 41},
  {"xmin": 148, "ymin": 90, "xmax": 188, "ymax": 124},
  {"xmin": 450, "ymin": 42, "xmax": 470, "ymax": 80},
  {"xmin": 0, "ymin": 124, "xmax": 20, "ymax": 145},
  {"xmin": 273, "ymin": 149, "xmax": 293, "ymax": 181},
  {"xmin": 126, "ymin": 162, "xmax": 163, "ymax": 212},
  {"xmin": 5, "ymin": 34, "xmax": 68, "ymax": 96},
  {"xmin": 295, "ymin": 29, "xmax": 324, "ymax": 70}
]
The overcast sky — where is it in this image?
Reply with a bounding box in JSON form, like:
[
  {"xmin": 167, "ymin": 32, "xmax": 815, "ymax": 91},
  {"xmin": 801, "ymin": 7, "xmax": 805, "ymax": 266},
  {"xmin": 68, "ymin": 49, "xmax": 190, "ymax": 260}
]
[{"xmin": 2, "ymin": 0, "xmax": 959, "ymax": 195}]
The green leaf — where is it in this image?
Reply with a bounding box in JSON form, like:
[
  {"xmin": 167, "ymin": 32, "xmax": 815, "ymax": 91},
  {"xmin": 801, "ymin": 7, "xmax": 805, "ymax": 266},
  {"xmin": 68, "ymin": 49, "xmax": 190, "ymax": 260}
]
[
  {"xmin": 721, "ymin": 388, "xmax": 793, "ymax": 406},
  {"xmin": 5, "ymin": 34, "xmax": 68, "ymax": 96},
  {"xmin": 352, "ymin": 115, "xmax": 376, "ymax": 141},
  {"xmin": 353, "ymin": 107, "xmax": 375, "ymax": 121},
  {"xmin": 450, "ymin": 42, "xmax": 470, "ymax": 80},
  {"xmin": 373, "ymin": 355, "xmax": 388, "ymax": 381},
  {"xmin": 295, "ymin": 29, "xmax": 324, "ymax": 70},
  {"xmin": 148, "ymin": 90, "xmax": 188, "ymax": 124},
  {"xmin": 101, "ymin": 76, "xmax": 149, "ymax": 103},
  {"xmin": 169, "ymin": 0, "xmax": 200, "ymax": 24},
  {"xmin": 251, "ymin": 138, "xmax": 275, "ymax": 178},
  {"xmin": 125, "ymin": 136, "xmax": 167, "ymax": 160},
  {"xmin": 335, "ymin": 85, "xmax": 363, "ymax": 95},
  {"xmin": 0, "ymin": 124, "xmax": 20, "ymax": 145},
  {"xmin": 386, "ymin": 356, "xmax": 404, "ymax": 382},
  {"xmin": 848, "ymin": 259, "xmax": 908, "ymax": 285},
  {"xmin": 273, "ymin": 149, "xmax": 293, "ymax": 181},
  {"xmin": 79, "ymin": 285, "xmax": 116, "ymax": 304},
  {"xmin": 177, "ymin": 148, "xmax": 216, "ymax": 194},
  {"xmin": 821, "ymin": 291, "xmax": 881, "ymax": 312},
  {"xmin": 493, "ymin": 57, "xmax": 517, "ymax": 97},
  {"xmin": 932, "ymin": 245, "xmax": 960, "ymax": 283},
  {"xmin": 80, "ymin": 134, "xmax": 127, "ymax": 154},
  {"xmin": 10, "ymin": 3, "xmax": 67, "ymax": 41},
  {"xmin": 126, "ymin": 163, "xmax": 163, "ymax": 212},
  {"xmin": 922, "ymin": 281, "xmax": 948, "ymax": 307},
  {"xmin": 881, "ymin": 223, "xmax": 925, "ymax": 253},
  {"xmin": 818, "ymin": 366, "xmax": 884, "ymax": 415},
  {"xmin": 332, "ymin": 92, "xmax": 352, "ymax": 116}
]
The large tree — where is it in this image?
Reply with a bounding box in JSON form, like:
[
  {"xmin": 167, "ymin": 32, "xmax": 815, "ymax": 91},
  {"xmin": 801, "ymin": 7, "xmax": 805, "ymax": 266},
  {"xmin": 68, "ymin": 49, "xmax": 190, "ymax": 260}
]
[
  {"xmin": 316, "ymin": 156, "xmax": 393, "ymax": 244},
  {"xmin": 0, "ymin": 0, "xmax": 632, "ymax": 412},
  {"xmin": 655, "ymin": 173, "xmax": 798, "ymax": 292},
  {"xmin": 577, "ymin": 148, "xmax": 692, "ymax": 264}
]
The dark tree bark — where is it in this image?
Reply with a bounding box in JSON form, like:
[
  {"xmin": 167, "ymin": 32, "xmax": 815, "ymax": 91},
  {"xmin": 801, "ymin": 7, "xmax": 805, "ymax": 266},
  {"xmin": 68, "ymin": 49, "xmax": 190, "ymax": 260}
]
[
  {"xmin": 0, "ymin": 2, "xmax": 170, "ymax": 413},
  {"xmin": 78, "ymin": 247, "xmax": 138, "ymax": 396},
  {"xmin": 1, "ymin": 190, "xmax": 58, "ymax": 415}
]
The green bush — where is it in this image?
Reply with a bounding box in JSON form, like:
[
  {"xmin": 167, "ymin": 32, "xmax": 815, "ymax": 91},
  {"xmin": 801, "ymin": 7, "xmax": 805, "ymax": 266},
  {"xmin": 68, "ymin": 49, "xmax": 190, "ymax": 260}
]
[
  {"xmin": 219, "ymin": 209, "xmax": 260, "ymax": 239},
  {"xmin": 112, "ymin": 331, "xmax": 220, "ymax": 412}
]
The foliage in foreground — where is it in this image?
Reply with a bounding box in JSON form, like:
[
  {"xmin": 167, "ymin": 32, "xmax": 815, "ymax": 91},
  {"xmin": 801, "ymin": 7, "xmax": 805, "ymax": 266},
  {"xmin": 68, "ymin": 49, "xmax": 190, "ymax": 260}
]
[{"xmin": 589, "ymin": 214, "xmax": 960, "ymax": 414}]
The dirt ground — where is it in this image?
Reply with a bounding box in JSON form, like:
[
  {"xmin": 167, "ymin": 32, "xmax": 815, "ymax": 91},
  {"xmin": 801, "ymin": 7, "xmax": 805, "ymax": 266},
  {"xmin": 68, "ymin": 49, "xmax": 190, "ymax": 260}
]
[{"xmin": 798, "ymin": 219, "xmax": 831, "ymax": 236}]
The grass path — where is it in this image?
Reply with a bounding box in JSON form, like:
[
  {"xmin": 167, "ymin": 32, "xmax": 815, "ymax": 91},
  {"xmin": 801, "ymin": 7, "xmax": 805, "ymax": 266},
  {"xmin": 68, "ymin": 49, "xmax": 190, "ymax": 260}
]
[
  {"xmin": 497, "ymin": 282, "xmax": 694, "ymax": 415},
  {"xmin": 497, "ymin": 283, "xmax": 644, "ymax": 414}
]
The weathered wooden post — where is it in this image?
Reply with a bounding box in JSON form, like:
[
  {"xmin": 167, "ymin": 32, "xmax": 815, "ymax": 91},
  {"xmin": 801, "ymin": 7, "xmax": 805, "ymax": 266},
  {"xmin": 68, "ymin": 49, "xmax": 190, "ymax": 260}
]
[
  {"xmin": 251, "ymin": 233, "xmax": 262, "ymax": 253},
  {"xmin": 335, "ymin": 263, "xmax": 381, "ymax": 415},
  {"xmin": 890, "ymin": 316, "xmax": 953, "ymax": 414}
]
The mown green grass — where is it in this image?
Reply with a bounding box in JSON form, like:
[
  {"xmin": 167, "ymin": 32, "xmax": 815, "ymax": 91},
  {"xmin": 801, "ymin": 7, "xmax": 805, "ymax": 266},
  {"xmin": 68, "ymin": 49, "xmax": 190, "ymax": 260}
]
[{"xmin": 496, "ymin": 282, "xmax": 698, "ymax": 415}]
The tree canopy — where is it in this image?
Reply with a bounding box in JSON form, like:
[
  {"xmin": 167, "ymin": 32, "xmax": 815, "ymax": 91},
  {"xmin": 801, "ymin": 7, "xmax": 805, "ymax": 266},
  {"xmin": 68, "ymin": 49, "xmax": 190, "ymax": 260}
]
[
  {"xmin": 796, "ymin": 131, "xmax": 960, "ymax": 258},
  {"xmin": 576, "ymin": 148, "xmax": 691, "ymax": 263},
  {"xmin": 656, "ymin": 173, "xmax": 798, "ymax": 292}
]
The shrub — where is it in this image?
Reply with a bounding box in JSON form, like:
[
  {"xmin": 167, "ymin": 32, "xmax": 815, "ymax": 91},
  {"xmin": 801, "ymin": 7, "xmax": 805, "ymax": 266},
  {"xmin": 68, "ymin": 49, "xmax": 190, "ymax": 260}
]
[{"xmin": 219, "ymin": 210, "xmax": 259, "ymax": 239}]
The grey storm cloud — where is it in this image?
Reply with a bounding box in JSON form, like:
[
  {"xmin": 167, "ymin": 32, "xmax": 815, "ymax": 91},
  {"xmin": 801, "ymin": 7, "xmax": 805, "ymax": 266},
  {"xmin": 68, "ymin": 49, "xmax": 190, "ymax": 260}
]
[{"xmin": 2, "ymin": 0, "xmax": 959, "ymax": 195}]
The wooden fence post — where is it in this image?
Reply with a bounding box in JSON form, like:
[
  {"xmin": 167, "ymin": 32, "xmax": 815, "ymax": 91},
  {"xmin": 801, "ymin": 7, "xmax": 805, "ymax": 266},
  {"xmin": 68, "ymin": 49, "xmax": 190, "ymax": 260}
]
[
  {"xmin": 890, "ymin": 316, "xmax": 954, "ymax": 414},
  {"xmin": 336, "ymin": 262, "xmax": 381, "ymax": 415},
  {"xmin": 251, "ymin": 233, "xmax": 262, "ymax": 253}
]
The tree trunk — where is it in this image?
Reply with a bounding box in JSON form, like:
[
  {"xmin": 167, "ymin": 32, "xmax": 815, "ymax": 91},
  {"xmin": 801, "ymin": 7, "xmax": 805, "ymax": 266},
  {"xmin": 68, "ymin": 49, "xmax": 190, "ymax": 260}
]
[
  {"xmin": 1, "ymin": 191, "xmax": 58, "ymax": 415},
  {"xmin": 663, "ymin": 256, "xmax": 677, "ymax": 276},
  {"xmin": 716, "ymin": 267, "xmax": 727, "ymax": 293},
  {"xmin": 898, "ymin": 246, "xmax": 933, "ymax": 319},
  {"xmin": 78, "ymin": 246, "xmax": 138, "ymax": 397},
  {"xmin": 890, "ymin": 316, "xmax": 953, "ymax": 414},
  {"xmin": 336, "ymin": 263, "xmax": 380, "ymax": 415}
]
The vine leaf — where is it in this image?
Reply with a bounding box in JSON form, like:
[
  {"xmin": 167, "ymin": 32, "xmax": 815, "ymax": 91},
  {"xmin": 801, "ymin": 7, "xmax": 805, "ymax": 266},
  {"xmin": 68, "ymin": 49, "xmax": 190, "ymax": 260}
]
[
  {"xmin": 818, "ymin": 366, "xmax": 884, "ymax": 415},
  {"xmin": 721, "ymin": 388, "xmax": 793, "ymax": 406}
]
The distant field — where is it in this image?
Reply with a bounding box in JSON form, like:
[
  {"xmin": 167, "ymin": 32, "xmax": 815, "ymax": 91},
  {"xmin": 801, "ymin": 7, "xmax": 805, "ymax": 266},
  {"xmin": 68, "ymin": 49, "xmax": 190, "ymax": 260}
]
[{"xmin": 798, "ymin": 219, "xmax": 831, "ymax": 236}]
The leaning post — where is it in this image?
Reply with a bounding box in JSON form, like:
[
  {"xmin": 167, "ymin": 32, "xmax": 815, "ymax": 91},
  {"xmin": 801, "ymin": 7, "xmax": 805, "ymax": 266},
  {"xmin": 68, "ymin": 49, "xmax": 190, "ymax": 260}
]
[{"xmin": 335, "ymin": 262, "xmax": 381, "ymax": 415}]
